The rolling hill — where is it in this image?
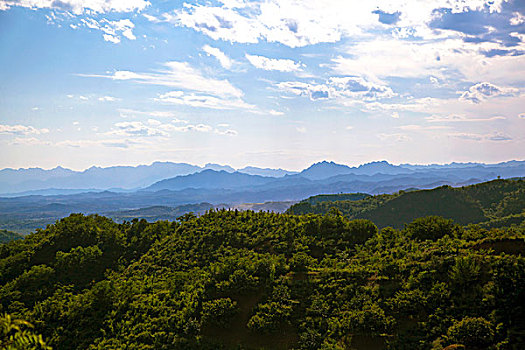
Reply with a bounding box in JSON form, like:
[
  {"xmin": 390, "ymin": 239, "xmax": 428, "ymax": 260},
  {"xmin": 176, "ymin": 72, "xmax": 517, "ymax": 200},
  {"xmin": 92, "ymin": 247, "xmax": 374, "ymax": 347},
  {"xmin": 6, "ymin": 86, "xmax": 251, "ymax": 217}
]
[
  {"xmin": 287, "ymin": 178, "xmax": 525, "ymax": 228},
  {"xmin": 0, "ymin": 229, "xmax": 23, "ymax": 243}
]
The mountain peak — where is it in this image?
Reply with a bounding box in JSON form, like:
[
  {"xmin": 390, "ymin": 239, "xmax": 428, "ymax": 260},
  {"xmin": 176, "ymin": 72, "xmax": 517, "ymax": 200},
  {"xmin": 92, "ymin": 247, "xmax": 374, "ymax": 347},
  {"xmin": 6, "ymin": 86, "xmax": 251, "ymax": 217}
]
[
  {"xmin": 354, "ymin": 160, "xmax": 412, "ymax": 175},
  {"xmin": 300, "ymin": 161, "xmax": 352, "ymax": 180},
  {"xmin": 359, "ymin": 160, "xmax": 391, "ymax": 167},
  {"xmin": 203, "ymin": 163, "xmax": 235, "ymax": 173}
]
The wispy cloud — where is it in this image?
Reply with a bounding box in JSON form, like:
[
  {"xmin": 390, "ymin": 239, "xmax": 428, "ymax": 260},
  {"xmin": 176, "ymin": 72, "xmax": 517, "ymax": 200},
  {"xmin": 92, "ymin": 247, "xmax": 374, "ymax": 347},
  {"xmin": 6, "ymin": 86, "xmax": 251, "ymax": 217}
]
[
  {"xmin": 80, "ymin": 18, "xmax": 136, "ymax": 44},
  {"xmin": 277, "ymin": 76, "xmax": 395, "ymax": 102},
  {"xmin": 81, "ymin": 61, "xmax": 244, "ymax": 99},
  {"xmin": 397, "ymin": 124, "xmax": 449, "ymax": 131},
  {"xmin": 80, "ymin": 61, "xmax": 256, "ymax": 110},
  {"xmin": 426, "ymin": 114, "xmax": 506, "ymax": 122},
  {"xmin": 458, "ymin": 82, "xmax": 519, "ymax": 103},
  {"xmin": 203, "ymin": 45, "xmax": 234, "ymax": 69},
  {"xmin": 450, "ymin": 132, "xmax": 513, "ymax": 141},
  {"xmin": 246, "ymin": 54, "xmax": 303, "ymax": 72},
  {"xmin": 0, "ymin": 0, "xmax": 149, "ymax": 14},
  {"xmin": 156, "ymin": 91, "xmax": 255, "ymax": 110},
  {"xmin": 118, "ymin": 109, "xmax": 187, "ymax": 122},
  {"xmin": 107, "ymin": 120, "xmax": 238, "ymax": 138},
  {"xmin": 9, "ymin": 137, "xmax": 51, "ymax": 146},
  {"xmin": 0, "ymin": 124, "xmax": 49, "ymax": 135},
  {"xmin": 377, "ymin": 133, "xmax": 411, "ymax": 142},
  {"xmin": 98, "ymin": 96, "xmax": 118, "ymax": 102},
  {"xmin": 111, "ymin": 121, "xmax": 169, "ymax": 137}
]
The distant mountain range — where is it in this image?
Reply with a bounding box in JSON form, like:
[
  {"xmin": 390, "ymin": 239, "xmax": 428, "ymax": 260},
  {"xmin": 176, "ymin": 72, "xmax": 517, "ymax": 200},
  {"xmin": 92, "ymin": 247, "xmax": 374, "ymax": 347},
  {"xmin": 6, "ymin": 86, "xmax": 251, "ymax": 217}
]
[
  {"xmin": 2, "ymin": 160, "xmax": 523, "ymax": 195},
  {"xmin": 1, "ymin": 159, "xmax": 524, "ymax": 233},
  {"xmin": 0, "ymin": 162, "xmax": 298, "ymax": 195}
]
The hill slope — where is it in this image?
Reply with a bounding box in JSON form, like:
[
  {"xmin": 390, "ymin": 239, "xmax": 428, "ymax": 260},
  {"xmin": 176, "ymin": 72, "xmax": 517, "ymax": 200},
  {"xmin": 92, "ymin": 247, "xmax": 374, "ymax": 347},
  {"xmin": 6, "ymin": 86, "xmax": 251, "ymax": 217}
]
[
  {"xmin": 287, "ymin": 179, "xmax": 525, "ymax": 228},
  {"xmin": 0, "ymin": 211, "xmax": 523, "ymax": 349},
  {"xmin": 0, "ymin": 229, "xmax": 23, "ymax": 243}
]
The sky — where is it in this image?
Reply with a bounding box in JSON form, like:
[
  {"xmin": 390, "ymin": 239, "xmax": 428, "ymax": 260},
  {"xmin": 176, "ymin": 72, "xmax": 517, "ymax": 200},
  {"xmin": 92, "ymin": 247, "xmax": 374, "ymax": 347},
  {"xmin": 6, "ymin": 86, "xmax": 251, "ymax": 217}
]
[{"xmin": 0, "ymin": 0, "xmax": 524, "ymax": 171}]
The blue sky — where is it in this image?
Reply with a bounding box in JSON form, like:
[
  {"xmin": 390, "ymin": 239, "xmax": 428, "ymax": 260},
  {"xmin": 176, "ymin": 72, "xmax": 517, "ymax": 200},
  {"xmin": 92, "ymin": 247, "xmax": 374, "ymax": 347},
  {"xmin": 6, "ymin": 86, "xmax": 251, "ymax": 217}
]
[{"xmin": 0, "ymin": 0, "xmax": 524, "ymax": 170}]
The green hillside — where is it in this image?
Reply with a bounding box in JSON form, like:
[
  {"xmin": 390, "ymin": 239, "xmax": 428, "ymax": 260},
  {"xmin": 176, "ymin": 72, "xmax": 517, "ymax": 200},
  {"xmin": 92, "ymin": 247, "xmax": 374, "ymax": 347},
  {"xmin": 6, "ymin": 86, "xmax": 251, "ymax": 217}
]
[
  {"xmin": 106, "ymin": 203, "xmax": 215, "ymax": 222},
  {"xmin": 0, "ymin": 210, "xmax": 524, "ymax": 349},
  {"xmin": 0, "ymin": 229, "xmax": 23, "ymax": 244},
  {"xmin": 287, "ymin": 179, "xmax": 525, "ymax": 228}
]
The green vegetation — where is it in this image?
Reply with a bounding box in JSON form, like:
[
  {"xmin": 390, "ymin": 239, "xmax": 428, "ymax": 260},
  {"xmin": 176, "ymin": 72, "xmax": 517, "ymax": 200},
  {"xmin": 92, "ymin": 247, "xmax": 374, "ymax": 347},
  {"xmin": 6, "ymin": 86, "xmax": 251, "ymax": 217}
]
[
  {"xmin": 299, "ymin": 193, "xmax": 371, "ymax": 206},
  {"xmin": 287, "ymin": 179, "xmax": 525, "ymax": 229},
  {"xmin": 0, "ymin": 230, "xmax": 23, "ymax": 244},
  {"xmin": 0, "ymin": 313, "xmax": 50, "ymax": 349},
  {"xmin": 0, "ymin": 207, "xmax": 524, "ymax": 349}
]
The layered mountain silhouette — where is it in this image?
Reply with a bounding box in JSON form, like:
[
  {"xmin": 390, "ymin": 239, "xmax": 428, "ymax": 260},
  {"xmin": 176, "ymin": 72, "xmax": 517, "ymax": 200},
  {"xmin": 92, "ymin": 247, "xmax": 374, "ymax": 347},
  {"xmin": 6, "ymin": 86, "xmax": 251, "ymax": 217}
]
[
  {"xmin": 0, "ymin": 162, "xmax": 297, "ymax": 195},
  {"xmin": 1, "ymin": 160, "xmax": 524, "ymax": 233},
  {"xmin": 3, "ymin": 159, "xmax": 522, "ymax": 196},
  {"xmin": 145, "ymin": 170, "xmax": 274, "ymax": 191}
]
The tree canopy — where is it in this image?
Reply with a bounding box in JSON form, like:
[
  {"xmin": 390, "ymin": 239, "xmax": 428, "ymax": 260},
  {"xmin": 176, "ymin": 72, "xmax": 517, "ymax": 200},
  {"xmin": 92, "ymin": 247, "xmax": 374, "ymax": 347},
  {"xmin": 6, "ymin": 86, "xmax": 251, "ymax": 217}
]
[{"xmin": 0, "ymin": 205, "xmax": 524, "ymax": 349}]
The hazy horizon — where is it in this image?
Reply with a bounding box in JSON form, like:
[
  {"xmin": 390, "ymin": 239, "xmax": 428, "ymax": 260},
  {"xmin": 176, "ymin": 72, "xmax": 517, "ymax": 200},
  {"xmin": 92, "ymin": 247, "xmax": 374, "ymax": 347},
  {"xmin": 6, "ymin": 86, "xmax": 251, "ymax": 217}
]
[
  {"xmin": 1, "ymin": 158, "xmax": 525, "ymax": 173},
  {"xmin": 1, "ymin": 0, "xmax": 524, "ymax": 170}
]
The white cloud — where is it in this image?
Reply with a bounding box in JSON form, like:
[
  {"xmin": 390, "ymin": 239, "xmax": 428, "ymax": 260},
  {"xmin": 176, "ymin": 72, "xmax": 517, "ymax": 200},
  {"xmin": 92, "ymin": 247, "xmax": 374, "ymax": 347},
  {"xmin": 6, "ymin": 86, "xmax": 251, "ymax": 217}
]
[
  {"xmin": 143, "ymin": 13, "xmax": 161, "ymax": 22},
  {"xmin": 117, "ymin": 109, "xmax": 187, "ymax": 121},
  {"xmin": 330, "ymin": 39, "xmax": 456, "ymax": 80},
  {"xmin": 98, "ymin": 96, "xmax": 118, "ymax": 102},
  {"xmin": 459, "ymin": 82, "xmax": 519, "ymax": 103},
  {"xmin": 277, "ymin": 76, "xmax": 395, "ymax": 102},
  {"xmin": 0, "ymin": 124, "xmax": 49, "ymax": 135},
  {"xmin": 268, "ymin": 109, "xmax": 285, "ymax": 116},
  {"xmin": 450, "ymin": 132, "xmax": 512, "ymax": 142},
  {"xmin": 397, "ymin": 124, "xmax": 449, "ymax": 131},
  {"xmin": 203, "ymin": 45, "xmax": 233, "ymax": 69},
  {"xmin": 83, "ymin": 61, "xmax": 244, "ymax": 99},
  {"xmin": 377, "ymin": 133, "xmax": 411, "ymax": 142},
  {"xmin": 156, "ymin": 91, "xmax": 254, "ymax": 110},
  {"xmin": 245, "ymin": 54, "xmax": 302, "ymax": 72},
  {"xmin": 215, "ymin": 128, "xmax": 238, "ymax": 135},
  {"xmin": 335, "ymin": 38, "xmax": 525, "ymax": 86},
  {"xmin": 391, "ymin": 112, "xmax": 400, "ymax": 119},
  {"xmin": 103, "ymin": 34, "xmax": 120, "ymax": 44},
  {"xmin": 214, "ymin": 123, "xmax": 238, "ymax": 136},
  {"xmin": 81, "ymin": 18, "xmax": 136, "ymax": 44},
  {"xmin": 161, "ymin": 123, "xmax": 213, "ymax": 133},
  {"xmin": 159, "ymin": 122, "xmax": 237, "ymax": 135},
  {"xmin": 9, "ymin": 137, "xmax": 51, "ymax": 146},
  {"xmin": 56, "ymin": 138, "xmax": 141, "ymax": 149},
  {"xmin": 147, "ymin": 119, "xmax": 161, "ymax": 126},
  {"xmin": 106, "ymin": 119, "xmax": 237, "ymax": 138},
  {"xmin": 296, "ymin": 126, "xmax": 307, "ymax": 133},
  {"xmin": 510, "ymin": 12, "xmax": 525, "ymax": 26},
  {"xmin": 169, "ymin": 0, "xmax": 507, "ymax": 48},
  {"xmin": 112, "ymin": 121, "xmax": 168, "ymax": 137},
  {"xmin": 426, "ymin": 114, "xmax": 506, "ymax": 122},
  {"xmin": 0, "ymin": 0, "xmax": 150, "ymax": 15}
]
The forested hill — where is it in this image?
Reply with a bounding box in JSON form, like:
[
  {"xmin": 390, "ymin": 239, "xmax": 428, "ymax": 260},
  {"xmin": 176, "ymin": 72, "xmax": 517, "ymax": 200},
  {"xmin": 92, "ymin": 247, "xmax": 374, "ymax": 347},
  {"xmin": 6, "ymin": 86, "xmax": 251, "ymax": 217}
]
[
  {"xmin": 0, "ymin": 229, "xmax": 22, "ymax": 244},
  {"xmin": 0, "ymin": 210, "xmax": 524, "ymax": 349},
  {"xmin": 286, "ymin": 178, "xmax": 525, "ymax": 228}
]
